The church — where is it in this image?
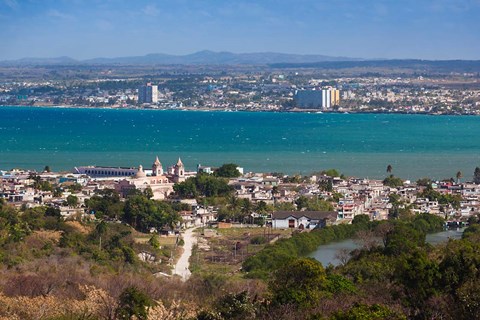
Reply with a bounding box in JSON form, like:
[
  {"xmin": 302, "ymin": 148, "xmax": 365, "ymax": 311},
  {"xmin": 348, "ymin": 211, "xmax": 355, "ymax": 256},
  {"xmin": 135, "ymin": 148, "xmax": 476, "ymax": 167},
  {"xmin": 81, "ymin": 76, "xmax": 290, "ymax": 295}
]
[{"xmin": 115, "ymin": 156, "xmax": 187, "ymax": 200}]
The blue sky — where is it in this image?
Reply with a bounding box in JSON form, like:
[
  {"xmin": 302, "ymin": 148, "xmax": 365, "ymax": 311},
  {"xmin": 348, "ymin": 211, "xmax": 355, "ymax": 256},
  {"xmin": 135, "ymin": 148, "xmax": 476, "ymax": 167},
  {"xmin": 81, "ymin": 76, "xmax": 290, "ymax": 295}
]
[{"xmin": 1, "ymin": 0, "xmax": 479, "ymax": 60}]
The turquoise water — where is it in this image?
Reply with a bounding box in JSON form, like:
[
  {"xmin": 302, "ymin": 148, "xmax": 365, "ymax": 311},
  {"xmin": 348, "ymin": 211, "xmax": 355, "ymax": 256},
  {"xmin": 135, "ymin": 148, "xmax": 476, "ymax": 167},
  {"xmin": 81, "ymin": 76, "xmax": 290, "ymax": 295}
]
[{"xmin": 1, "ymin": 106, "xmax": 479, "ymax": 179}]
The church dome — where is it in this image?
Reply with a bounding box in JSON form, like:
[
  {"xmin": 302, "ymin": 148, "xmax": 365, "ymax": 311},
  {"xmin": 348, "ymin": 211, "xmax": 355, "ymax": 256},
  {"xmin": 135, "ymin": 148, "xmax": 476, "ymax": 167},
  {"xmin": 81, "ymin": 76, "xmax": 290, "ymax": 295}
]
[{"xmin": 135, "ymin": 165, "xmax": 146, "ymax": 178}]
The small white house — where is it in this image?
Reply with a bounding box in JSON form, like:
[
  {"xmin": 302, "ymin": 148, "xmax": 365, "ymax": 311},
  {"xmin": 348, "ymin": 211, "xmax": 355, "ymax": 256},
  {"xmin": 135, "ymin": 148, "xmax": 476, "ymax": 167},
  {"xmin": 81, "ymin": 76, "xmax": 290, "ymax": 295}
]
[{"xmin": 272, "ymin": 211, "xmax": 337, "ymax": 229}]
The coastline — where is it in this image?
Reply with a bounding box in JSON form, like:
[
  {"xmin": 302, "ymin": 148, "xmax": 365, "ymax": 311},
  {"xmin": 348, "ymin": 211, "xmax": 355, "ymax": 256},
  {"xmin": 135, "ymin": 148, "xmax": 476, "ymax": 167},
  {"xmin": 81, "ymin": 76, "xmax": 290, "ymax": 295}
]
[{"xmin": 1, "ymin": 104, "xmax": 478, "ymax": 116}]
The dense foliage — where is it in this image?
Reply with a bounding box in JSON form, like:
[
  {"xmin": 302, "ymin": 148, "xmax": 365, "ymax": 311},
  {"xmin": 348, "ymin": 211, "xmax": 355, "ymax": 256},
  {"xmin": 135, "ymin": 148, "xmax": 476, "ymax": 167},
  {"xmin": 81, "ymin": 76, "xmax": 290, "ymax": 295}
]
[
  {"xmin": 382, "ymin": 175, "xmax": 404, "ymax": 188},
  {"xmin": 173, "ymin": 174, "xmax": 233, "ymax": 198},
  {"xmin": 213, "ymin": 163, "xmax": 241, "ymax": 178},
  {"xmin": 3, "ymin": 188, "xmax": 480, "ymax": 320}
]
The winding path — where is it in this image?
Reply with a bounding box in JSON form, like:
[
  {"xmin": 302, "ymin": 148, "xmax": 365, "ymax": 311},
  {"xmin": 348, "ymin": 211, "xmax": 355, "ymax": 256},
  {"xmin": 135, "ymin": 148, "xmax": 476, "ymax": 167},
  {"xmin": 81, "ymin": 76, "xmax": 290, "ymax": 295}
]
[{"xmin": 173, "ymin": 227, "xmax": 197, "ymax": 281}]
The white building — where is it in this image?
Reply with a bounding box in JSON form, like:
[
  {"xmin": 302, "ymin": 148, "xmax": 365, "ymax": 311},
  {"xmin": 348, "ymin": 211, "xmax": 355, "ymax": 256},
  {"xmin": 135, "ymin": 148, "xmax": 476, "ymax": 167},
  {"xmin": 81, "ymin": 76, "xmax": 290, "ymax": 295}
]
[
  {"xmin": 271, "ymin": 211, "xmax": 337, "ymax": 229},
  {"xmin": 138, "ymin": 83, "xmax": 158, "ymax": 104}
]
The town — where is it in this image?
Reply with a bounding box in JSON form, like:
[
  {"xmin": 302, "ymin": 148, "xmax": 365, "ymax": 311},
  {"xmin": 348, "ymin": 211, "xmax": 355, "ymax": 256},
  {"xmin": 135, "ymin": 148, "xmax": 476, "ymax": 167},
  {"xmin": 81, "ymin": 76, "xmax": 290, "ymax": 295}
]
[
  {"xmin": 2, "ymin": 159, "xmax": 479, "ymax": 230},
  {"xmin": 1, "ymin": 62, "xmax": 480, "ymax": 115}
]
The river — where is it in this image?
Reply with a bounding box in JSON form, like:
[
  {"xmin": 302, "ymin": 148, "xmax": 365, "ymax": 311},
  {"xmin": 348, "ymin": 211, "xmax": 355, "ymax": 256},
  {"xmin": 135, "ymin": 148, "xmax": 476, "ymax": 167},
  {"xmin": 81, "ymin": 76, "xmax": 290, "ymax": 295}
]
[{"xmin": 309, "ymin": 228, "xmax": 464, "ymax": 267}]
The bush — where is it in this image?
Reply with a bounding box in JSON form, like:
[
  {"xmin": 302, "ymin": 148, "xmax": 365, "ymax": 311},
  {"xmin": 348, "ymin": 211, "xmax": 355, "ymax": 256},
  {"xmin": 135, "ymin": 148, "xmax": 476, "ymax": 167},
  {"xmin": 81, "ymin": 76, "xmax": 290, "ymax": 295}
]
[
  {"xmin": 250, "ymin": 236, "xmax": 267, "ymax": 245},
  {"xmin": 116, "ymin": 286, "xmax": 155, "ymax": 320}
]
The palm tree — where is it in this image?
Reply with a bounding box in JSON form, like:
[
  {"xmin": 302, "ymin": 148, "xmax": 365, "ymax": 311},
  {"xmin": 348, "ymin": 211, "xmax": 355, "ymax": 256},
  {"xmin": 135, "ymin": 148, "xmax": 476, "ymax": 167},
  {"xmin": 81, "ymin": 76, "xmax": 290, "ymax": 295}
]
[
  {"xmin": 386, "ymin": 164, "xmax": 393, "ymax": 174},
  {"xmin": 456, "ymin": 171, "xmax": 463, "ymax": 183},
  {"xmin": 96, "ymin": 221, "xmax": 107, "ymax": 250}
]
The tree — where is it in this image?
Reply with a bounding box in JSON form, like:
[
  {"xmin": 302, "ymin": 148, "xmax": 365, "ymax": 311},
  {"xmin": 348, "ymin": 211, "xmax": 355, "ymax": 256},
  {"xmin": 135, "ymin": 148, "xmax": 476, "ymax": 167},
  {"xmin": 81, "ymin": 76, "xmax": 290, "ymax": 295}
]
[
  {"xmin": 456, "ymin": 171, "xmax": 463, "ymax": 183},
  {"xmin": 416, "ymin": 177, "xmax": 432, "ymax": 187},
  {"xmin": 213, "ymin": 291, "xmax": 256, "ymax": 320},
  {"xmin": 95, "ymin": 220, "xmax": 108, "ymax": 250},
  {"xmin": 143, "ymin": 187, "xmax": 154, "ymax": 199},
  {"xmin": 174, "ymin": 174, "xmax": 233, "ymax": 198},
  {"xmin": 397, "ymin": 249, "xmax": 441, "ymax": 307},
  {"xmin": 295, "ymin": 195, "xmax": 333, "ymax": 211},
  {"xmin": 148, "ymin": 234, "xmax": 160, "ymax": 249},
  {"xmin": 321, "ymin": 169, "xmax": 340, "ymax": 177},
  {"xmin": 123, "ymin": 195, "xmax": 180, "ymax": 232},
  {"xmin": 45, "ymin": 206, "xmax": 61, "ymax": 218},
  {"xmin": 214, "ymin": 163, "xmax": 241, "ymax": 178},
  {"xmin": 85, "ymin": 189, "xmax": 124, "ymax": 219},
  {"xmin": 269, "ymin": 258, "xmax": 327, "ymax": 308},
  {"xmin": 383, "ymin": 175, "xmax": 403, "ymax": 188},
  {"xmin": 43, "ymin": 165, "xmax": 51, "ymax": 173},
  {"xmin": 386, "ymin": 164, "xmax": 393, "ymax": 174},
  {"xmin": 116, "ymin": 286, "xmax": 154, "ymax": 320},
  {"xmin": 66, "ymin": 195, "xmax": 78, "ymax": 208},
  {"xmin": 352, "ymin": 214, "xmax": 370, "ymax": 225},
  {"xmin": 384, "ymin": 223, "xmax": 426, "ymax": 256},
  {"xmin": 53, "ymin": 187, "xmax": 63, "ymax": 198}
]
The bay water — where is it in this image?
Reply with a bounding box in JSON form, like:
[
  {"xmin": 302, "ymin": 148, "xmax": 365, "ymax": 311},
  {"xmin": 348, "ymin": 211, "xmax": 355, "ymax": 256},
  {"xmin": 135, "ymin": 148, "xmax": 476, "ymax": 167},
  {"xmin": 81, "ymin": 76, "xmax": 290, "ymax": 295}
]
[{"xmin": 1, "ymin": 106, "xmax": 480, "ymax": 179}]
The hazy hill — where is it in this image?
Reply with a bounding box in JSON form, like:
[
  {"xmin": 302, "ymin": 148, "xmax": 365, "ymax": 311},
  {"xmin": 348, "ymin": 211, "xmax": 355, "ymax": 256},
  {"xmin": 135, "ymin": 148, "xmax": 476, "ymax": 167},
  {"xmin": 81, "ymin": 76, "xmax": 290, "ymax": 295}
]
[{"xmin": 0, "ymin": 50, "xmax": 359, "ymax": 65}]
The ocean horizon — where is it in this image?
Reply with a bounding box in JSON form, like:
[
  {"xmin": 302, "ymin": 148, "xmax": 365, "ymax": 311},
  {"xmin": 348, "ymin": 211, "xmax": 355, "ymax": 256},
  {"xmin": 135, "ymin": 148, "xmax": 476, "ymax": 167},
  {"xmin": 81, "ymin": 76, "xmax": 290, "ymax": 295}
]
[{"xmin": 1, "ymin": 106, "xmax": 479, "ymax": 180}]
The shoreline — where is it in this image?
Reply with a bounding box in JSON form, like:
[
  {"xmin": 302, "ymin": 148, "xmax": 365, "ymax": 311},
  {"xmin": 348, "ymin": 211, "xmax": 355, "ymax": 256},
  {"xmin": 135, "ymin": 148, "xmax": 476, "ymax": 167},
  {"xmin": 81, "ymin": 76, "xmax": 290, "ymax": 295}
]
[{"xmin": 0, "ymin": 104, "xmax": 478, "ymax": 116}]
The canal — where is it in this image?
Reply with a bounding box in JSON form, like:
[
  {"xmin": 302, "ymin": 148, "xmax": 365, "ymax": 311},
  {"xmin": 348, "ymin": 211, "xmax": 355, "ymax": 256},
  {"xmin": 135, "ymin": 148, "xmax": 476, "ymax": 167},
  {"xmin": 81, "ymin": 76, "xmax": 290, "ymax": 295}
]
[{"xmin": 309, "ymin": 228, "xmax": 465, "ymax": 267}]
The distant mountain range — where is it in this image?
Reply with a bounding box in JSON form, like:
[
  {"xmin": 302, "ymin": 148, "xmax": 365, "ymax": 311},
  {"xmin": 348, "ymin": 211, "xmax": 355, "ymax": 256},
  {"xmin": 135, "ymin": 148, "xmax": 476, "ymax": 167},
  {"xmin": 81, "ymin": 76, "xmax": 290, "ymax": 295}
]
[
  {"xmin": 0, "ymin": 50, "xmax": 361, "ymax": 65},
  {"xmin": 2, "ymin": 51, "xmax": 479, "ymax": 73}
]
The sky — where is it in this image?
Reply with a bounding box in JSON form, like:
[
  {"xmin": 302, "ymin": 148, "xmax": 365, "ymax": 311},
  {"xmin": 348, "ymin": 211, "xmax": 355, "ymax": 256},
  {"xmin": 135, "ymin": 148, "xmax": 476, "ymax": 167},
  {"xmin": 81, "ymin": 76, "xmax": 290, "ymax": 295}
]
[{"xmin": 1, "ymin": 0, "xmax": 479, "ymax": 60}]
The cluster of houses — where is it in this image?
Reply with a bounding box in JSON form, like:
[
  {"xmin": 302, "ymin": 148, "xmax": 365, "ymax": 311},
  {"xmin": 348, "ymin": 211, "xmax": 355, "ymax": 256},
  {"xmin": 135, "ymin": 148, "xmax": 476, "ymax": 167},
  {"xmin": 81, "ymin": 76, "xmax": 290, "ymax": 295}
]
[{"xmin": 2, "ymin": 160, "xmax": 480, "ymax": 231}]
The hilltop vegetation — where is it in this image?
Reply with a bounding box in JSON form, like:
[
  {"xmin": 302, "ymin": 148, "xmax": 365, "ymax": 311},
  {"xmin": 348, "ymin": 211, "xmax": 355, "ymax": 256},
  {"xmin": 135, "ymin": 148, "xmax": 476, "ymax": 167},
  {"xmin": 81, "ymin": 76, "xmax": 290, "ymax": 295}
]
[{"xmin": 2, "ymin": 192, "xmax": 480, "ymax": 319}]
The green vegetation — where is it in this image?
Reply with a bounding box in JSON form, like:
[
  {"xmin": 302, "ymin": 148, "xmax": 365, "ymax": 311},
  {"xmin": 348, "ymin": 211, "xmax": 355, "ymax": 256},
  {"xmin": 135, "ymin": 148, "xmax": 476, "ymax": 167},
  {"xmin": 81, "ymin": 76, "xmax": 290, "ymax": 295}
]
[
  {"xmin": 382, "ymin": 175, "xmax": 403, "ymax": 188},
  {"xmin": 418, "ymin": 185, "xmax": 462, "ymax": 209},
  {"xmin": 117, "ymin": 286, "xmax": 155, "ymax": 320},
  {"xmin": 173, "ymin": 173, "xmax": 233, "ymax": 198},
  {"xmin": 330, "ymin": 304, "xmax": 406, "ymax": 320},
  {"xmin": 295, "ymin": 195, "xmax": 334, "ymax": 211},
  {"xmin": 243, "ymin": 222, "xmax": 376, "ymax": 279},
  {"xmin": 243, "ymin": 214, "xmax": 444, "ymax": 279},
  {"xmin": 2, "ymin": 178, "xmax": 480, "ymax": 320},
  {"xmin": 214, "ymin": 163, "xmax": 241, "ymax": 178}
]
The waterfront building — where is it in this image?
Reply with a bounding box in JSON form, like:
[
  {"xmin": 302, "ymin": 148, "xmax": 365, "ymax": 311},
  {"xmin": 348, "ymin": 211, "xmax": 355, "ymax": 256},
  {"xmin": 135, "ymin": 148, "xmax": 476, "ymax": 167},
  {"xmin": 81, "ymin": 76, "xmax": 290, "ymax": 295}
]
[
  {"xmin": 294, "ymin": 90, "xmax": 323, "ymax": 109},
  {"xmin": 73, "ymin": 166, "xmax": 137, "ymax": 177},
  {"xmin": 138, "ymin": 83, "xmax": 158, "ymax": 104},
  {"xmin": 322, "ymin": 89, "xmax": 331, "ymax": 109},
  {"xmin": 330, "ymin": 88, "xmax": 340, "ymax": 106},
  {"xmin": 295, "ymin": 88, "xmax": 340, "ymax": 109}
]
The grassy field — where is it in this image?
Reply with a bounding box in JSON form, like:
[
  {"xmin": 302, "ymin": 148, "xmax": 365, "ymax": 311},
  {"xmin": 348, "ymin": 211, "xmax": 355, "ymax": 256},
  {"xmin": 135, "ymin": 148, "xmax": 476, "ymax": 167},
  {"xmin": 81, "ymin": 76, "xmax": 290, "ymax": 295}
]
[{"xmin": 133, "ymin": 232, "xmax": 179, "ymax": 246}]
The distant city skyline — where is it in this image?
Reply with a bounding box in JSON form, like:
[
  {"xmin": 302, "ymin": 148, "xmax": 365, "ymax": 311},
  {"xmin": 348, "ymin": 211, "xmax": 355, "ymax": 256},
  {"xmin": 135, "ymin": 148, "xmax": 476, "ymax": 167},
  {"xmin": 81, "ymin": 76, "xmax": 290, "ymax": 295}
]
[{"xmin": 1, "ymin": 0, "xmax": 479, "ymax": 61}]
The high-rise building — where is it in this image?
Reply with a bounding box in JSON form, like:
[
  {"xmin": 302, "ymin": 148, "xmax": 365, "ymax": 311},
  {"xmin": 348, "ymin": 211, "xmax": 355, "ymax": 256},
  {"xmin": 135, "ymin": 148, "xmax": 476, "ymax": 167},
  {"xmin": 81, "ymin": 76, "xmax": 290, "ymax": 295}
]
[
  {"xmin": 295, "ymin": 88, "xmax": 341, "ymax": 109},
  {"xmin": 138, "ymin": 83, "xmax": 158, "ymax": 104},
  {"xmin": 294, "ymin": 90, "xmax": 323, "ymax": 109},
  {"xmin": 322, "ymin": 89, "xmax": 331, "ymax": 109},
  {"xmin": 330, "ymin": 89, "xmax": 340, "ymax": 106}
]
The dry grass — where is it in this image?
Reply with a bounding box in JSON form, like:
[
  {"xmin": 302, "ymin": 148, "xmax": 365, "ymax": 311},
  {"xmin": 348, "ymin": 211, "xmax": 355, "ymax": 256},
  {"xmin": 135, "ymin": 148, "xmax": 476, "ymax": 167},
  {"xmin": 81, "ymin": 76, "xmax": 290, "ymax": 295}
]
[
  {"xmin": 32, "ymin": 230, "xmax": 62, "ymax": 243},
  {"xmin": 134, "ymin": 234, "xmax": 179, "ymax": 246},
  {"xmin": 64, "ymin": 221, "xmax": 92, "ymax": 234}
]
